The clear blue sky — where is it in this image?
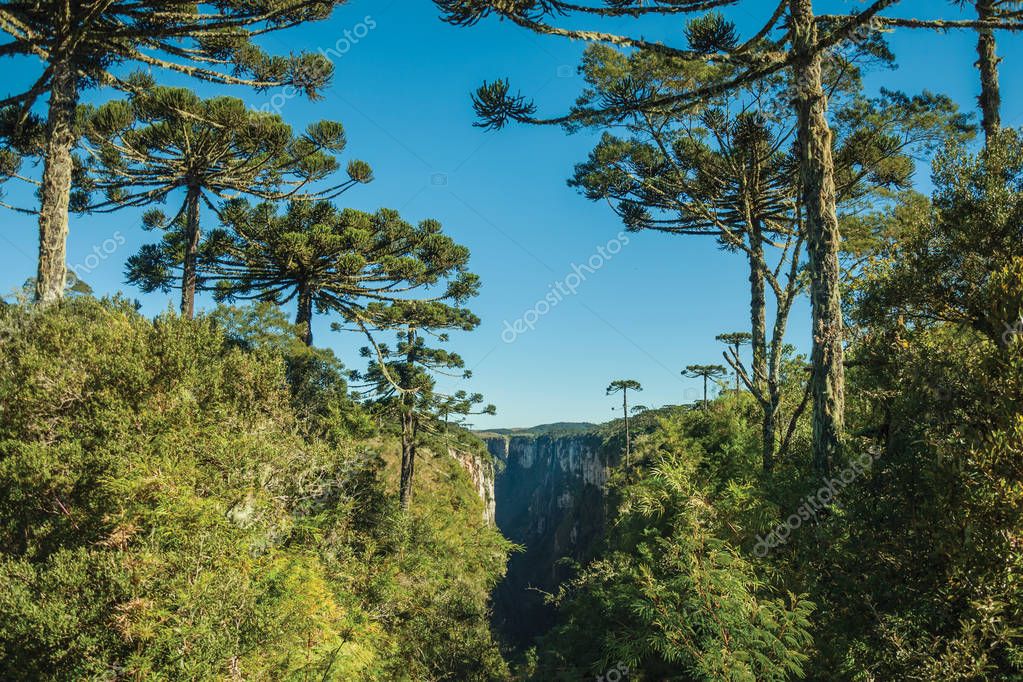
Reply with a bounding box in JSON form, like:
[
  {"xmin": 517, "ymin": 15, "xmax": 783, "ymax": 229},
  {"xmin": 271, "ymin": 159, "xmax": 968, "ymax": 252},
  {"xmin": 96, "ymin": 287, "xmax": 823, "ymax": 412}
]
[{"xmin": 2, "ymin": 1, "xmax": 1020, "ymax": 428}]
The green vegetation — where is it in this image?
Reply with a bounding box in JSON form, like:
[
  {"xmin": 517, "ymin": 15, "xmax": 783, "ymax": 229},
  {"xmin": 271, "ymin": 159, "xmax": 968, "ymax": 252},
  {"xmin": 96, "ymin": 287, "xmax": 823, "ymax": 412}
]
[
  {"xmin": 682, "ymin": 365, "xmax": 729, "ymax": 406},
  {"xmin": 481, "ymin": 423, "xmax": 598, "ymax": 438},
  {"xmin": 606, "ymin": 380, "xmax": 642, "ymax": 464},
  {"xmin": 2, "ymin": 1, "xmax": 1023, "ymax": 679},
  {"xmin": 511, "ymin": 134, "xmax": 1023, "ymax": 680},
  {"xmin": 78, "ymin": 80, "xmax": 367, "ymax": 320},
  {"xmin": 0, "ymin": 298, "xmax": 510, "ymax": 680},
  {"xmin": 205, "ymin": 201, "xmax": 476, "ymax": 346},
  {"xmin": 533, "ymin": 402, "xmax": 816, "ymax": 681},
  {"xmin": 0, "ymin": 0, "xmax": 350, "ymax": 303}
]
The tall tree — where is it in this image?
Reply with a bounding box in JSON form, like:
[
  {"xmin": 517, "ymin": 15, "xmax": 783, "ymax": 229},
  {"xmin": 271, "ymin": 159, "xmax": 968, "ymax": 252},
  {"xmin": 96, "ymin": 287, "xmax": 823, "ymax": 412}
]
[
  {"xmin": 204, "ymin": 200, "xmax": 479, "ymax": 346},
  {"xmin": 860, "ymin": 1, "xmax": 1023, "ymax": 145},
  {"xmin": 359, "ymin": 302, "xmax": 494, "ymax": 510},
  {"xmin": 972, "ymin": 0, "xmax": 1006, "ymax": 140},
  {"xmin": 568, "ymin": 43, "xmax": 965, "ymax": 471},
  {"xmin": 683, "ymin": 365, "xmax": 728, "ymax": 407},
  {"xmin": 0, "ymin": 0, "xmax": 348, "ymax": 303},
  {"xmin": 787, "ymin": 0, "xmax": 847, "ymax": 475},
  {"xmin": 716, "ymin": 332, "xmax": 753, "ymax": 393},
  {"xmin": 81, "ymin": 81, "xmax": 369, "ymax": 318},
  {"xmin": 607, "ymin": 379, "xmax": 642, "ymax": 465},
  {"xmin": 435, "ymin": 0, "xmax": 905, "ymax": 475},
  {"xmin": 438, "ymin": 0, "xmax": 995, "ymax": 474}
]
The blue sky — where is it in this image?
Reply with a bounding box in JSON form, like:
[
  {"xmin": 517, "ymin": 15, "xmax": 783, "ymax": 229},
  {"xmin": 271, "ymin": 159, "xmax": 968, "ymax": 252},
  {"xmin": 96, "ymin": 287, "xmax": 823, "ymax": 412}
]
[{"xmin": 2, "ymin": 1, "xmax": 1020, "ymax": 428}]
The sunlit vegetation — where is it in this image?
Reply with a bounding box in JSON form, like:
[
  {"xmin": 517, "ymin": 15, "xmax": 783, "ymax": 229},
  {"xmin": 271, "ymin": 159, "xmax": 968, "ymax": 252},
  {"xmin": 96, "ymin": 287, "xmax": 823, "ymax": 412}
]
[{"xmin": 2, "ymin": 1, "xmax": 1023, "ymax": 679}]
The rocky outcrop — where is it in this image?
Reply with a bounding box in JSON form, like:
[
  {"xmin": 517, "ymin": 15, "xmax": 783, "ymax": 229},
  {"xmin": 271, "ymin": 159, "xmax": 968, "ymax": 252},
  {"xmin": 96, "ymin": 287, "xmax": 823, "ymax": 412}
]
[
  {"xmin": 484, "ymin": 431, "xmax": 616, "ymax": 649},
  {"xmin": 449, "ymin": 447, "xmax": 497, "ymax": 526}
]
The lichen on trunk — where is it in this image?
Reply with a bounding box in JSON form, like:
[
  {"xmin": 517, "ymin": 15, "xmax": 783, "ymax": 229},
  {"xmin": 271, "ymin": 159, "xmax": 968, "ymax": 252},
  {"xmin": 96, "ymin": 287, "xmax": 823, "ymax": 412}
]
[
  {"xmin": 296, "ymin": 284, "xmax": 314, "ymax": 346},
  {"xmin": 35, "ymin": 56, "xmax": 77, "ymax": 304},
  {"xmin": 179, "ymin": 186, "xmax": 202, "ymax": 319},
  {"xmin": 976, "ymin": 0, "xmax": 1002, "ymax": 144},
  {"xmin": 790, "ymin": 0, "xmax": 845, "ymax": 476}
]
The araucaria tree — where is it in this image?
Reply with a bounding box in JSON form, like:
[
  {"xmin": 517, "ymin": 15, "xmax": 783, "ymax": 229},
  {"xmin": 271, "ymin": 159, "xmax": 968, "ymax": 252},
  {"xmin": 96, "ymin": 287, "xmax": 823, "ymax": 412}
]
[
  {"xmin": 80, "ymin": 82, "xmax": 370, "ymax": 318},
  {"xmin": 683, "ymin": 365, "xmax": 728, "ymax": 407},
  {"xmin": 567, "ymin": 41, "xmax": 964, "ymax": 472},
  {"xmin": 436, "ymin": 0, "xmax": 987, "ymax": 475},
  {"xmin": 359, "ymin": 301, "xmax": 494, "ymax": 510},
  {"xmin": 0, "ymin": 0, "xmax": 348, "ymax": 303},
  {"xmin": 206, "ymin": 200, "xmax": 480, "ymax": 346},
  {"xmin": 716, "ymin": 333, "xmax": 753, "ymax": 393},
  {"xmin": 607, "ymin": 379, "xmax": 642, "ymax": 464},
  {"xmin": 869, "ymin": 1, "xmax": 1023, "ymax": 145}
]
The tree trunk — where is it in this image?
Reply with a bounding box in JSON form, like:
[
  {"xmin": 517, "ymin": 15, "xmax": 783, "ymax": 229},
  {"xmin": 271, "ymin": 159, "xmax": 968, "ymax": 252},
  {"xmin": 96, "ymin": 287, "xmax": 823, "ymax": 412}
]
[
  {"xmin": 399, "ymin": 328, "xmax": 418, "ymax": 510},
  {"xmin": 623, "ymin": 391, "xmax": 630, "ymax": 466},
  {"xmin": 750, "ymin": 230, "xmax": 780, "ymax": 471},
  {"xmin": 703, "ymin": 375, "xmax": 709, "ymax": 406},
  {"xmin": 399, "ymin": 407, "xmax": 417, "ymax": 511},
  {"xmin": 766, "ymin": 238, "xmax": 803, "ymax": 472},
  {"xmin": 791, "ymin": 0, "xmax": 845, "ymax": 476},
  {"xmin": 296, "ymin": 285, "xmax": 314, "ymax": 346},
  {"xmin": 749, "ymin": 230, "xmax": 768, "ymax": 398},
  {"xmin": 976, "ymin": 0, "xmax": 1001, "ymax": 144},
  {"xmin": 732, "ymin": 340, "xmax": 741, "ymax": 393},
  {"xmin": 35, "ymin": 56, "xmax": 78, "ymax": 304},
  {"xmin": 180, "ymin": 186, "xmax": 202, "ymax": 319},
  {"xmin": 747, "ymin": 223, "xmax": 774, "ymax": 470}
]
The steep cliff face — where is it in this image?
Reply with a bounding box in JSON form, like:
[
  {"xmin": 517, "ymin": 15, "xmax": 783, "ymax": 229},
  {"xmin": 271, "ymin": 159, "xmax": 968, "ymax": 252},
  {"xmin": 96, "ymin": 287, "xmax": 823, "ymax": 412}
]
[
  {"xmin": 449, "ymin": 446, "xmax": 496, "ymax": 525},
  {"xmin": 485, "ymin": 431, "xmax": 615, "ymax": 649}
]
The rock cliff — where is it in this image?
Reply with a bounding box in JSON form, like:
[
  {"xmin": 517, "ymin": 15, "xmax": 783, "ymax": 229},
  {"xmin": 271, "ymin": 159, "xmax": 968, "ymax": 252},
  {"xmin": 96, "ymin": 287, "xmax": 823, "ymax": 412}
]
[
  {"xmin": 483, "ymin": 429, "xmax": 616, "ymax": 649},
  {"xmin": 449, "ymin": 446, "xmax": 497, "ymax": 525}
]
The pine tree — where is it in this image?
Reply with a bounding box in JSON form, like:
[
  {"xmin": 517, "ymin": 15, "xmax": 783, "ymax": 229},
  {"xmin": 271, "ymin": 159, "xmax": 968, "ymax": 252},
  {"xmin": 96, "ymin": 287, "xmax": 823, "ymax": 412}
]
[
  {"xmin": 607, "ymin": 379, "xmax": 642, "ymax": 464},
  {"xmin": 204, "ymin": 200, "xmax": 479, "ymax": 346},
  {"xmin": 80, "ymin": 80, "xmax": 369, "ymax": 319},
  {"xmin": 434, "ymin": 0, "xmax": 906, "ymax": 474},
  {"xmin": 359, "ymin": 301, "xmax": 494, "ymax": 510},
  {"xmin": 716, "ymin": 332, "xmax": 753, "ymax": 393},
  {"xmin": 683, "ymin": 365, "xmax": 728, "ymax": 407},
  {"xmin": 568, "ymin": 43, "xmax": 966, "ymax": 472},
  {"xmin": 0, "ymin": 0, "xmax": 349, "ymax": 303},
  {"xmin": 439, "ymin": 0, "xmax": 996, "ymax": 474}
]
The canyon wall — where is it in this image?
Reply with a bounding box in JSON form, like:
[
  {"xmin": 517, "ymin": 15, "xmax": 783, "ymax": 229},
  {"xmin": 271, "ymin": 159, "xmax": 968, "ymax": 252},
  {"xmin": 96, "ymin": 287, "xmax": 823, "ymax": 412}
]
[
  {"xmin": 449, "ymin": 446, "xmax": 497, "ymax": 526},
  {"xmin": 484, "ymin": 431, "xmax": 616, "ymax": 649}
]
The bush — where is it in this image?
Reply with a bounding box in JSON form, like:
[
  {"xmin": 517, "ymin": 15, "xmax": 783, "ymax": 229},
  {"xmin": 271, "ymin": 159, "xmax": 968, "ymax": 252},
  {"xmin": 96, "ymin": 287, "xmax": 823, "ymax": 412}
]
[{"xmin": 0, "ymin": 298, "xmax": 510, "ymax": 680}]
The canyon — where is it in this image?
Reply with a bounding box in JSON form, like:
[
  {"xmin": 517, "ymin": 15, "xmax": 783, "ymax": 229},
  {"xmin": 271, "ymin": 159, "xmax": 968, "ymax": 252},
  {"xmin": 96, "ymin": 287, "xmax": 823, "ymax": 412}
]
[{"xmin": 473, "ymin": 424, "xmax": 620, "ymax": 650}]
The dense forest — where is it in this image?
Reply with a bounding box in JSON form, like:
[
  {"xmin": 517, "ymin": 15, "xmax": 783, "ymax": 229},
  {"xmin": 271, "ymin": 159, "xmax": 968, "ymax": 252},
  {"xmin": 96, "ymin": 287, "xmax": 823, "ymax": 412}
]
[{"xmin": 1, "ymin": 1, "xmax": 1023, "ymax": 680}]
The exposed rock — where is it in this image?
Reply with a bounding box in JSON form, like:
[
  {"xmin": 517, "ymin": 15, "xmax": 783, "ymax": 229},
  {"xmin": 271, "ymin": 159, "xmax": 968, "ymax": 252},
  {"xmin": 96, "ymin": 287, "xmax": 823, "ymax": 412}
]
[
  {"xmin": 483, "ymin": 430, "xmax": 616, "ymax": 650},
  {"xmin": 449, "ymin": 446, "xmax": 497, "ymax": 526}
]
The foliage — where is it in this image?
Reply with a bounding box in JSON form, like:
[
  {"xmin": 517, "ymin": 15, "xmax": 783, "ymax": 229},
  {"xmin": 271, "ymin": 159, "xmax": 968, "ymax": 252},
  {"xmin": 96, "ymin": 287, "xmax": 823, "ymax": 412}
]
[
  {"xmin": 0, "ymin": 0, "xmax": 345, "ymax": 116},
  {"xmin": 0, "ymin": 0, "xmax": 352, "ymax": 302},
  {"xmin": 78, "ymin": 80, "xmax": 370, "ymax": 316},
  {"xmin": 606, "ymin": 379, "xmax": 642, "ymax": 395},
  {"xmin": 0, "ymin": 298, "xmax": 510, "ymax": 680},
  {"xmin": 80, "ymin": 79, "xmax": 361, "ymax": 214},
  {"xmin": 802, "ymin": 130, "xmax": 1023, "ymax": 680},
  {"xmin": 357, "ymin": 300, "xmax": 494, "ymax": 509},
  {"xmin": 203, "ymin": 200, "xmax": 478, "ymax": 345},
  {"xmin": 209, "ymin": 302, "xmax": 376, "ymax": 441},
  {"xmin": 534, "ymin": 408, "xmax": 814, "ymax": 681}
]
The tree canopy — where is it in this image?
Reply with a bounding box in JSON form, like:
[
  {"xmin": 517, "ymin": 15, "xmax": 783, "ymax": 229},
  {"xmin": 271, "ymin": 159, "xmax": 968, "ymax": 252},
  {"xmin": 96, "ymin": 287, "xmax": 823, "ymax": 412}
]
[{"xmin": 80, "ymin": 81, "xmax": 371, "ymax": 317}]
